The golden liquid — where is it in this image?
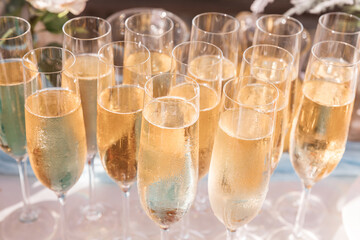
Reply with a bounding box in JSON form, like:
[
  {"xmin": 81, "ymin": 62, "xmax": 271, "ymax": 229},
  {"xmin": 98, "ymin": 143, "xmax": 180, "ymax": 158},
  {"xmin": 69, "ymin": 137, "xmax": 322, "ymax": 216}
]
[
  {"xmin": 243, "ymin": 56, "xmax": 292, "ymax": 168},
  {"xmin": 188, "ymin": 55, "xmax": 221, "ymax": 179},
  {"xmin": 138, "ymin": 97, "xmax": 199, "ymax": 229},
  {"xmin": 123, "ymin": 51, "xmax": 150, "ymax": 87},
  {"xmin": 64, "ymin": 54, "xmax": 104, "ymax": 156},
  {"xmin": 0, "ymin": 60, "xmax": 30, "ymax": 157},
  {"xmin": 222, "ymin": 58, "xmax": 236, "ymax": 88},
  {"xmin": 150, "ymin": 52, "xmax": 172, "ymax": 76},
  {"xmin": 291, "ymin": 79, "xmax": 353, "ymax": 187},
  {"xmin": 97, "ymin": 86, "xmax": 144, "ymax": 190},
  {"xmin": 209, "ymin": 109, "xmax": 272, "ymax": 231},
  {"xmin": 271, "ymin": 92, "xmax": 288, "ymax": 171},
  {"xmin": 25, "ymin": 89, "xmax": 86, "ymax": 193},
  {"xmin": 284, "ymin": 77, "xmax": 302, "ymax": 152}
]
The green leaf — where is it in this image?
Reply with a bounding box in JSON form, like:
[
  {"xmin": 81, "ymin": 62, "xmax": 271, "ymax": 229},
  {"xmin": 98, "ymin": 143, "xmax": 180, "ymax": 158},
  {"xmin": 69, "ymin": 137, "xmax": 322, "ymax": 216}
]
[
  {"xmin": 41, "ymin": 12, "xmax": 69, "ymax": 34},
  {"xmin": 4, "ymin": 0, "xmax": 26, "ymax": 16}
]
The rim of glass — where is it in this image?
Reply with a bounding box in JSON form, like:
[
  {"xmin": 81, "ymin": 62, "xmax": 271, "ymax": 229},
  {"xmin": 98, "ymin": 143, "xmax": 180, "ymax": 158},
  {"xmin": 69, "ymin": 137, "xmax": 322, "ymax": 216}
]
[
  {"xmin": 223, "ymin": 77, "xmax": 279, "ymax": 109},
  {"xmin": 192, "ymin": 12, "xmax": 240, "ymax": 35},
  {"xmin": 62, "ymin": 16, "xmax": 112, "ymax": 41},
  {"xmin": 242, "ymin": 44, "xmax": 294, "ymax": 71},
  {"xmin": 172, "ymin": 40, "xmax": 223, "ymax": 68},
  {"xmin": 98, "ymin": 41, "xmax": 151, "ymax": 68},
  {"xmin": 311, "ymin": 40, "xmax": 360, "ymax": 67},
  {"xmin": 125, "ymin": 12, "xmax": 174, "ymax": 38},
  {"xmin": 144, "ymin": 73, "xmax": 200, "ymax": 102},
  {"xmin": 319, "ymin": 12, "xmax": 360, "ymax": 35},
  {"xmin": 0, "ymin": 16, "xmax": 31, "ymax": 41},
  {"xmin": 256, "ymin": 14, "xmax": 303, "ymax": 38},
  {"xmin": 22, "ymin": 47, "xmax": 76, "ymax": 74},
  {"xmin": 99, "ymin": 84, "xmax": 144, "ymax": 114}
]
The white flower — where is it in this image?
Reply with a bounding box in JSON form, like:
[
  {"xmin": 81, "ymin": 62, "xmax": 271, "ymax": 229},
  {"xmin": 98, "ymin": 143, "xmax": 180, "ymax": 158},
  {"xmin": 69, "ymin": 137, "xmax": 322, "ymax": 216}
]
[{"xmin": 27, "ymin": 0, "xmax": 87, "ymax": 15}]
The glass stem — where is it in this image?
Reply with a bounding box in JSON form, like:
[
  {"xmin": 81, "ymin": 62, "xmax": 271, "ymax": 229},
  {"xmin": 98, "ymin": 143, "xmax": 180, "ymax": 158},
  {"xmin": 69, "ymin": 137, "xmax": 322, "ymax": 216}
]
[
  {"xmin": 160, "ymin": 228, "xmax": 170, "ymax": 240},
  {"xmin": 17, "ymin": 157, "xmax": 37, "ymax": 222},
  {"xmin": 122, "ymin": 191, "xmax": 130, "ymax": 240},
  {"xmin": 226, "ymin": 229, "xmax": 238, "ymax": 240},
  {"xmin": 58, "ymin": 193, "xmax": 67, "ymax": 240},
  {"xmin": 87, "ymin": 154, "xmax": 100, "ymax": 220},
  {"xmin": 293, "ymin": 185, "xmax": 312, "ymax": 237},
  {"xmin": 180, "ymin": 213, "xmax": 190, "ymax": 239}
]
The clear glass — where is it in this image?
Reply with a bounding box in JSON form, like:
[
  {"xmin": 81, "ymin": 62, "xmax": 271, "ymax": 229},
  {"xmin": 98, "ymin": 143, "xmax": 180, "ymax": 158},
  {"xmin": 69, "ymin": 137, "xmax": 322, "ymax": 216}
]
[
  {"xmin": 267, "ymin": 41, "xmax": 359, "ymax": 240},
  {"xmin": 0, "ymin": 16, "xmax": 56, "ymax": 240},
  {"xmin": 277, "ymin": 12, "xmax": 360, "ymax": 228},
  {"xmin": 191, "ymin": 12, "xmax": 239, "ymax": 87},
  {"xmin": 313, "ymin": 12, "xmax": 360, "ymax": 141},
  {"xmin": 97, "ymin": 41, "xmax": 151, "ymax": 240},
  {"xmin": 106, "ymin": 7, "xmax": 189, "ymax": 45},
  {"xmin": 254, "ymin": 14, "xmax": 303, "ymax": 126},
  {"xmin": 125, "ymin": 12, "xmax": 174, "ymax": 76},
  {"xmin": 171, "ymin": 41, "xmax": 222, "ymax": 239},
  {"xmin": 138, "ymin": 73, "xmax": 200, "ymax": 240},
  {"xmin": 241, "ymin": 44, "xmax": 293, "ymax": 173},
  {"xmin": 208, "ymin": 77, "xmax": 278, "ymax": 239},
  {"xmin": 62, "ymin": 16, "xmax": 117, "ymax": 238},
  {"xmin": 23, "ymin": 47, "xmax": 87, "ymax": 240}
]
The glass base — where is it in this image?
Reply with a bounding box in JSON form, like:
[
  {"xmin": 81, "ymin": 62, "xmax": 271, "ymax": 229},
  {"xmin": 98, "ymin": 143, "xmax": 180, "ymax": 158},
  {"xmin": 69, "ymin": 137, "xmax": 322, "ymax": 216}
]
[
  {"xmin": 266, "ymin": 227, "xmax": 318, "ymax": 240},
  {"xmin": 274, "ymin": 191, "xmax": 327, "ymax": 229},
  {"xmin": 1, "ymin": 206, "xmax": 56, "ymax": 240},
  {"xmin": 245, "ymin": 199, "xmax": 283, "ymax": 238},
  {"xmin": 67, "ymin": 202, "xmax": 118, "ymax": 239},
  {"xmin": 214, "ymin": 230, "xmax": 262, "ymax": 240},
  {"xmin": 113, "ymin": 232, "xmax": 148, "ymax": 240},
  {"xmin": 172, "ymin": 229, "xmax": 205, "ymax": 240}
]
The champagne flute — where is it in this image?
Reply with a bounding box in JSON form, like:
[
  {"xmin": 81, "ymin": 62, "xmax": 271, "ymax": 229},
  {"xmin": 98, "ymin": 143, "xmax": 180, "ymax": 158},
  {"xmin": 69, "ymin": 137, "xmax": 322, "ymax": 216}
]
[
  {"xmin": 191, "ymin": 12, "xmax": 239, "ymax": 87},
  {"xmin": 312, "ymin": 12, "xmax": 360, "ymax": 141},
  {"xmin": 0, "ymin": 16, "xmax": 56, "ymax": 240},
  {"xmin": 62, "ymin": 16, "xmax": 116, "ymax": 237},
  {"xmin": 253, "ymin": 14, "xmax": 317, "ymax": 226},
  {"xmin": 267, "ymin": 41, "xmax": 359, "ymax": 240},
  {"xmin": 171, "ymin": 41, "xmax": 222, "ymax": 239},
  {"xmin": 254, "ymin": 14, "xmax": 303, "ymax": 128},
  {"xmin": 97, "ymin": 41, "xmax": 151, "ymax": 240},
  {"xmin": 125, "ymin": 12, "xmax": 174, "ymax": 77},
  {"xmin": 209, "ymin": 77, "xmax": 278, "ymax": 240},
  {"xmin": 23, "ymin": 47, "xmax": 87, "ymax": 240},
  {"xmin": 241, "ymin": 44, "xmax": 294, "ymax": 172},
  {"xmin": 138, "ymin": 73, "xmax": 200, "ymax": 240},
  {"xmin": 106, "ymin": 8, "xmax": 189, "ymax": 45}
]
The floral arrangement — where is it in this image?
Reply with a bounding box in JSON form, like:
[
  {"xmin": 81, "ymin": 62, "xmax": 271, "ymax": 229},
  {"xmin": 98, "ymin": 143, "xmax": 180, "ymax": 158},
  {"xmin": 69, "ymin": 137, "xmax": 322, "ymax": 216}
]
[
  {"xmin": 2, "ymin": 0, "xmax": 87, "ymax": 36},
  {"xmin": 251, "ymin": 0, "xmax": 359, "ymax": 15}
]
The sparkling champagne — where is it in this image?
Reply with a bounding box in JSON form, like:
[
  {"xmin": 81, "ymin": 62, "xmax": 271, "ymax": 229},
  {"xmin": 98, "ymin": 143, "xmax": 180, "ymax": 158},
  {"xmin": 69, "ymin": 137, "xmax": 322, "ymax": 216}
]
[
  {"xmin": 123, "ymin": 51, "xmax": 150, "ymax": 87},
  {"xmin": 244, "ymin": 56, "xmax": 291, "ymax": 171},
  {"xmin": 221, "ymin": 57, "xmax": 236, "ymax": 86},
  {"xmin": 209, "ymin": 108, "xmax": 272, "ymax": 231},
  {"xmin": 291, "ymin": 79, "xmax": 353, "ymax": 186},
  {"xmin": 25, "ymin": 89, "xmax": 87, "ymax": 193},
  {"xmin": 150, "ymin": 52, "xmax": 172, "ymax": 76},
  {"xmin": 97, "ymin": 86, "xmax": 144, "ymax": 189},
  {"xmin": 188, "ymin": 55, "xmax": 221, "ymax": 179},
  {"xmin": 65, "ymin": 54, "xmax": 111, "ymax": 156},
  {"xmin": 138, "ymin": 97, "xmax": 199, "ymax": 229},
  {"xmin": 0, "ymin": 59, "xmax": 31, "ymax": 157}
]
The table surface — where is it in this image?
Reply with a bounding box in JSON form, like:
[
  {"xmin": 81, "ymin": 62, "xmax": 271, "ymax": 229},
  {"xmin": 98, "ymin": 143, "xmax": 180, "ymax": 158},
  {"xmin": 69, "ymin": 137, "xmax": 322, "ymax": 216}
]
[{"xmin": 0, "ymin": 141, "xmax": 359, "ymax": 239}]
